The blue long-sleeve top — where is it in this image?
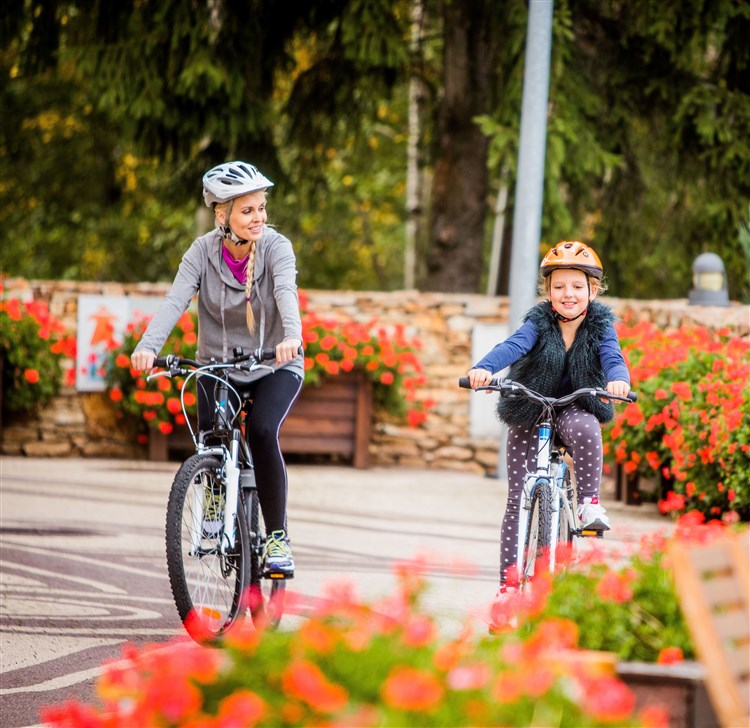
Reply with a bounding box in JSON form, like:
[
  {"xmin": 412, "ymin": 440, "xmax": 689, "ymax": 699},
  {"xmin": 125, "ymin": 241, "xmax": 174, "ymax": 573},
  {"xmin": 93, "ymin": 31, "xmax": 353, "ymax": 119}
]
[{"xmin": 472, "ymin": 319, "xmax": 630, "ymax": 395}]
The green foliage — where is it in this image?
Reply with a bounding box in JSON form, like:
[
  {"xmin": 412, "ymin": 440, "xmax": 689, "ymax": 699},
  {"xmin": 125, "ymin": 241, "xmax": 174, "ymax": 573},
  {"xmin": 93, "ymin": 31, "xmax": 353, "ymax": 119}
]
[
  {"xmin": 532, "ymin": 543, "xmax": 694, "ymax": 663},
  {"xmin": 1, "ymin": 0, "xmax": 748, "ymax": 300},
  {"xmin": 0, "ymin": 297, "xmax": 74, "ymax": 416}
]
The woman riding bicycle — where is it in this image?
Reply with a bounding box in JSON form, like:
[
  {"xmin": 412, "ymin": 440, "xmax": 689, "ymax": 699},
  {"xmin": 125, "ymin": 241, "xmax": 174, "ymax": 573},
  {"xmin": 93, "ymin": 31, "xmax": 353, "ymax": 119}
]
[
  {"xmin": 131, "ymin": 161, "xmax": 303, "ymax": 578},
  {"xmin": 466, "ymin": 241, "xmax": 630, "ymax": 599}
]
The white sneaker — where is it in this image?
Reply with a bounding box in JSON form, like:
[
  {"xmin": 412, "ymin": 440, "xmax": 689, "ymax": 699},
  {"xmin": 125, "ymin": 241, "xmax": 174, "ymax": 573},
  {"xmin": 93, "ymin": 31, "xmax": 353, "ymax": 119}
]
[
  {"xmin": 488, "ymin": 586, "xmax": 519, "ymax": 634},
  {"xmin": 578, "ymin": 497, "xmax": 610, "ymax": 531}
]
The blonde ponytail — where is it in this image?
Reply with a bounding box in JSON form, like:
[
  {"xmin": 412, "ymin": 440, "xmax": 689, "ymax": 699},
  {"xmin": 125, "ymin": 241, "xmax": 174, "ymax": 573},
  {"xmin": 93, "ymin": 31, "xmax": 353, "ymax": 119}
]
[{"xmin": 244, "ymin": 240, "xmax": 257, "ymax": 333}]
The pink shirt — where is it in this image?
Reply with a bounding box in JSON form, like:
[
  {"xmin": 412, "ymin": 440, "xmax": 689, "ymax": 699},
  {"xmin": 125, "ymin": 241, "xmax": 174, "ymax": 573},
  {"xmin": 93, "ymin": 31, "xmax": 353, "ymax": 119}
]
[{"xmin": 222, "ymin": 244, "xmax": 248, "ymax": 286}]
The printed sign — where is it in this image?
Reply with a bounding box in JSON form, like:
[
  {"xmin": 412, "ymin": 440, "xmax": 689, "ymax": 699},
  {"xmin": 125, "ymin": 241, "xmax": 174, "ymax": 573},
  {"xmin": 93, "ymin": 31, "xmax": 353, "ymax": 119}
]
[{"xmin": 76, "ymin": 295, "xmax": 162, "ymax": 392}]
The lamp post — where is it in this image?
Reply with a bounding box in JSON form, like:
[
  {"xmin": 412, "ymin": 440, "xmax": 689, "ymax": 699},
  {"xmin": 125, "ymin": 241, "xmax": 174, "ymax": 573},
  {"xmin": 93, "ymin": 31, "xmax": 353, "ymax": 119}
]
[{"xmin": 688, "ymin": 253, "xmax": 729, "ymax": 306}]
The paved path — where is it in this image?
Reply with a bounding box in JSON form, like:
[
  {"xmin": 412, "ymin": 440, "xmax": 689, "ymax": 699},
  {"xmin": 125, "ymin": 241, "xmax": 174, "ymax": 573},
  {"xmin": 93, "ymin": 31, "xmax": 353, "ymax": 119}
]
[{"xmin": 0, "ymin": 456, "xmax": 672, "ymax": 727}]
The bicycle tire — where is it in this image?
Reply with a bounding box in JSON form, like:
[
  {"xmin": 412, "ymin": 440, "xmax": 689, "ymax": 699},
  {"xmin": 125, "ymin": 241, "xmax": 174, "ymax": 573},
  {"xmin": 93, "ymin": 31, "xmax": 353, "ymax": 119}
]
[
  {"xmin": 245, "ymin": 487, "xmax": 285, "ymax": 629},
  {"xmin": 165, "ymin": 453, "xmax": 251, "ymax": 638},
  {"xmin": 520, "ymin": 479, "xmax": 554, "ymax": 584}
]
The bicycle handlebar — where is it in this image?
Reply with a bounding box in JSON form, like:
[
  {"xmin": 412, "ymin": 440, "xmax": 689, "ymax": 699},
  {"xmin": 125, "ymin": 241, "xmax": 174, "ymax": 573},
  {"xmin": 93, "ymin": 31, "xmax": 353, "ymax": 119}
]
[
  {"xmin": 154, "ymin": 347, "xmax": 280, "ymax": 373},
  {"xmin": 457, "ymin": 376, "xmax": 637, "ymax": 405}
]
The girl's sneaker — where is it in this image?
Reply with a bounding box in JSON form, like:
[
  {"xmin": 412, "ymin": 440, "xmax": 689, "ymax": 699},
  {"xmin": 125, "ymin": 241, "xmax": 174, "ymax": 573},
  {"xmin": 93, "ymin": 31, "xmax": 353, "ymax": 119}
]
[{"xmin": 578, "ymin": 496, "xmax": 610, "ymax": 531}]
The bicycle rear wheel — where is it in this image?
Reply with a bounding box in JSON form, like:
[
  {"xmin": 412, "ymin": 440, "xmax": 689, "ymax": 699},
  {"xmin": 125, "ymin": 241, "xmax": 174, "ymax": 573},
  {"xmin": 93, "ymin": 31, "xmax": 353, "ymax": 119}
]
[
  {"xmin": 245, "ymin": 487, "xmax": 285, "ymax": 629},
  {"xmin": 520, "ymin": 479, "xmax": 554, "ymax": 585},
  {"xmin": 165, "ymin": 453, "xmax": 251, "ymax": 638}
]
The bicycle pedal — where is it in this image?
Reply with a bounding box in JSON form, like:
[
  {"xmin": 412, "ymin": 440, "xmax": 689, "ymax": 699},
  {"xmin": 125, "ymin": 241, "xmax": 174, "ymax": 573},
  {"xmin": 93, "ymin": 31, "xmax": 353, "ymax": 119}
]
[
  {"xmin": 577, "ymin": 529, "xmax": 605, "ymax": 538},
  {"xmin": 263, "ymin": 570, "xmax": 294, "ymax": 580}
]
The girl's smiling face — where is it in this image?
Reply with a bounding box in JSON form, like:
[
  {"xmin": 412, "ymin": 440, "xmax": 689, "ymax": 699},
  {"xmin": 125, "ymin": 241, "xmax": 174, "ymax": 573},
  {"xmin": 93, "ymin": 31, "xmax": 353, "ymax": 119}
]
[
  {"xmin": 216, "ymin": 190, "xmax": 268, "ymax": 243},
  {"xmin": 548, "ymin": 268, "xmax": 596, "ymax": 319}
]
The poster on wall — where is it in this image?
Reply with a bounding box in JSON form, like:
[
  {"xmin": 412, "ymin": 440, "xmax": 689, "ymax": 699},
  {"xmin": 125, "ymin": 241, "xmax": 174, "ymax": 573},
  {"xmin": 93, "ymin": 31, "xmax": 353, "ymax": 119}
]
[{"xmin": 76, "ymin": 295, "xmax": 162, "ymax": 392}]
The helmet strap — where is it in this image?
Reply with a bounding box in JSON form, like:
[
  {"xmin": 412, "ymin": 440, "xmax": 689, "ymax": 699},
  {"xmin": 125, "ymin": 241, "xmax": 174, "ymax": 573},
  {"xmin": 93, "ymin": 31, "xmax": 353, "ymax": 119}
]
[{"xmin": 219, "ymin": 200, "xmax": 249, "ymax": 245}]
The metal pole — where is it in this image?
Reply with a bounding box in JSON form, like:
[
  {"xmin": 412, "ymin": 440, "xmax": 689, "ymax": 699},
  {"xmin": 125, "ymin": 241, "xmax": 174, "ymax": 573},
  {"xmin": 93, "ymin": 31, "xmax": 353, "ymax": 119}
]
[
  {"xmin": 498, "ymin": 0, "xmax": 554, "ymax": 481},
  {"xmin": 507, "ymin": 0, "xmax": 554, "ymax": 331}
]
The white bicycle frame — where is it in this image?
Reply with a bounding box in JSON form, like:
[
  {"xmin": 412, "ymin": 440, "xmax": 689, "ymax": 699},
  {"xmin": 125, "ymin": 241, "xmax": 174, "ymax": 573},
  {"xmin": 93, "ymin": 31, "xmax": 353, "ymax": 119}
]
[
  {"xmin": 515, "ymin": 421, "xmax": 582, "ymax": 582},
  {"xmin": 149, "ymin": 360, "xmax": 271, "ymax": 558}
]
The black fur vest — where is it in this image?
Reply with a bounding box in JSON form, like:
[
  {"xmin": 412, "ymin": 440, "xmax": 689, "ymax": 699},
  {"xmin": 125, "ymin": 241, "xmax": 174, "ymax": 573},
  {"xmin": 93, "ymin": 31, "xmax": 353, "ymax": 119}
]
[{"xmin": 496, "ymin": 300, "xmax": 615, "ymax": 428}]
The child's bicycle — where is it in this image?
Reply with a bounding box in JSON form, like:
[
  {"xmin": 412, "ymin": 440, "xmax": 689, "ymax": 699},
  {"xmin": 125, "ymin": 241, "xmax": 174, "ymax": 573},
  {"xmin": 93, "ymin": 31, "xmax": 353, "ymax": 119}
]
[
  {"xmin": 149, "ymin": 347, "xmax": 289, "ymax": 639},
  {"xmin": 459, "ymin": 376, "xmax": 637, "ymax": 587}
]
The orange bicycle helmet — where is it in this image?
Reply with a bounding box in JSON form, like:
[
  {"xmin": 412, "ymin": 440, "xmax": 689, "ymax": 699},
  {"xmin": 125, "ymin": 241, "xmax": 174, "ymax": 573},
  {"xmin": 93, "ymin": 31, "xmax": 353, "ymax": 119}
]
[{"xmin": 540, "ymin": 241, "xmax": 603, "ymax": 280}]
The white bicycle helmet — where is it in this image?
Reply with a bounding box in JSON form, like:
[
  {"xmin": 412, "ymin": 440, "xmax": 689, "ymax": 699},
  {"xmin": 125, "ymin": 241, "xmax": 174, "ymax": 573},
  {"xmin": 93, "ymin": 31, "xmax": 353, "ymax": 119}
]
[{"xmin": 202, "ymin": 161, "xmax": 274, "ymax": 208}]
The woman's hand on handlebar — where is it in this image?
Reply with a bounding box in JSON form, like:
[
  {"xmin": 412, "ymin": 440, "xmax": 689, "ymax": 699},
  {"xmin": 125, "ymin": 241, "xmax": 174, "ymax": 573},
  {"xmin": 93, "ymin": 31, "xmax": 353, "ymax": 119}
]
[
  {"xmin": 131, "ymin": 350, "xmax": 156, "ymax": 372},
  {"xmin": 467, "ymin": 368, "xmax": 493, "ymax": 389},
  {"xmin": 276, "ymin": 338, "xmax": 302, "ymax": 364}
]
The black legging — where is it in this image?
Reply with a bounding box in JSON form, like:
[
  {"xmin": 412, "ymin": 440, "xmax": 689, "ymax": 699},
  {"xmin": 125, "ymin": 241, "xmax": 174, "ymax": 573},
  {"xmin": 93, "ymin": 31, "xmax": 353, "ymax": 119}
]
[{"xmin": 197, "ymin": 369, "xmax": 302, "ymax": 535}]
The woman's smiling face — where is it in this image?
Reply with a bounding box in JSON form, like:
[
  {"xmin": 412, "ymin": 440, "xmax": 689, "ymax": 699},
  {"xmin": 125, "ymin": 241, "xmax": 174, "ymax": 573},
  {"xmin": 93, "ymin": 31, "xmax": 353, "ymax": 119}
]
[
  {"xmin": 217, "ymin": 190, "xmax": 268, "ymax": 242},
  {"xmin": 548, "ymin": 268, "xmax": 595, "ymax": 319}
]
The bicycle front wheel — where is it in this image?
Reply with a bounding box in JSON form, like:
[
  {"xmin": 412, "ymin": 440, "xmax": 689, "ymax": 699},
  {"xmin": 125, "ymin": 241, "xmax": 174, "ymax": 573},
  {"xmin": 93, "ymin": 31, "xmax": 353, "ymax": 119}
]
[
  {"xmin": 520, "ymin": 479, "xmax": 554, "ymax": 585},
  {"xmin": 245, "ymin": 487, "xmax": 285, "ymax": 629},
  {"xmin": 165, "ymin": 454, "xmax": 251, "ymax": 638}
]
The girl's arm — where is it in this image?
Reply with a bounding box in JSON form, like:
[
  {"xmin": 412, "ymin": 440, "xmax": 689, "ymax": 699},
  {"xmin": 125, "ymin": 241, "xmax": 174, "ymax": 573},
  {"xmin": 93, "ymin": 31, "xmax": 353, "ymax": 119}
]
[{"xmin": 471, "ymin": 319, "xmax": 539, "ymax": 374}]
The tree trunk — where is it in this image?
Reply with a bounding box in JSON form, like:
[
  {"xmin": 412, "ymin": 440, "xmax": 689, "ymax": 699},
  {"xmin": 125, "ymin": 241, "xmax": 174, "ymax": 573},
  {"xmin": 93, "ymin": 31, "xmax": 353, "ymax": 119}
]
[
  {"xmin": 405, "ymin": 0, "xmax": 428, "ymax": 290},
  {"xmin": 424, "ymin": 0, "xmax": 498, "ymax": 292}
]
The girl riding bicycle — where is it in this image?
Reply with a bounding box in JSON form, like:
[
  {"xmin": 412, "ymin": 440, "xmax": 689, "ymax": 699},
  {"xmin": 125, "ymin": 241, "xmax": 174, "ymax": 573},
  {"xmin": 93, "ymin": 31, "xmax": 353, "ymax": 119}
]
[
  {"xmin": 131, "ymin": 161, "xmax": 303, "ymax": 578},
  {"xmin": 467, "ymin": 241, "xmax": 630, "ymax": 600}
]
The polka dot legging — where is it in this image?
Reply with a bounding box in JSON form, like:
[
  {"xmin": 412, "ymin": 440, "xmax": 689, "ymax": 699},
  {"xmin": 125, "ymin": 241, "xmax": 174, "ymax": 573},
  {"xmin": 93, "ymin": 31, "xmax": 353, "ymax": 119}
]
[{"xmin": 499, "ymin": 403, "xmax": 604, "ymax": 585}]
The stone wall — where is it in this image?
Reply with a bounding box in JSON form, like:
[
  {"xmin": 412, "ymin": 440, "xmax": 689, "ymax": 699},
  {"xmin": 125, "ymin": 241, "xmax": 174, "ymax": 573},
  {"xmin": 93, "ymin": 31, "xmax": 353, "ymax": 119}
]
[{"xmin": 2, "ymin": 278, "xmax": 748, "ymax": 471}]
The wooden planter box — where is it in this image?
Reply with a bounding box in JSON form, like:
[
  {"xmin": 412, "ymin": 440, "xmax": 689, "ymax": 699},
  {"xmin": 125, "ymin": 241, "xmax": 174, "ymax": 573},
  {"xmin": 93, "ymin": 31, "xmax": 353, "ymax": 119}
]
[
  {"xmin": 281, "ymin": 372, "xmax": 373, "ymax": 468},
  {"xmin": 617, "ymin": 661, "xmax": 719, "ymax": 728},
  {"xmin": 148, "ymin": 372, "xmax": 373, "ymax": 468}
]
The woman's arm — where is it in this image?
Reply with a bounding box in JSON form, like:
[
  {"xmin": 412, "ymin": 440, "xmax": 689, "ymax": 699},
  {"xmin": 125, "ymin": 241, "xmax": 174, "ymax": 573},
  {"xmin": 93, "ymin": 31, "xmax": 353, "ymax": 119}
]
[{"xmin": 132, "ymin": 240, "xmax": 203, "ymax": 368}]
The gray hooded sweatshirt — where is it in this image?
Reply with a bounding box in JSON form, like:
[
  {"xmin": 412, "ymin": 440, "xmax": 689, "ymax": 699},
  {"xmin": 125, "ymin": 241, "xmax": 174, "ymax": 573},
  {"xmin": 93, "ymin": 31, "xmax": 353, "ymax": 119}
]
[{"xmin": 135, "ymin": 226, "xmax": 304, "ymax": 382}]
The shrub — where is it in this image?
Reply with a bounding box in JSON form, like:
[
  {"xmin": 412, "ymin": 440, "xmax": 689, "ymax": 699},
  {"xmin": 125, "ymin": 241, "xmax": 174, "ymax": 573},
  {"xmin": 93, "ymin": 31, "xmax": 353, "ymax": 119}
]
[
  {"xmin": 104, "ymin": 311, "xmax": 198, "ymax": 444},
  {"xmin": 606, "ymin": 320, "xmax": 750, "ymax": 521},
  {"xmin": 0, "ymin": 296, "xmax": 75, "ymax": 417}
]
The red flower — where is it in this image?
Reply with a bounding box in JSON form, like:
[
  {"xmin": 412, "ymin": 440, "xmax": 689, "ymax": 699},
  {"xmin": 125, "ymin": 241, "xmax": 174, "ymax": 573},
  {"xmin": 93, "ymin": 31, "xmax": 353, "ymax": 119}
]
[
  {"xmin": 382, "ymin": 666, "xmax": 444, "ymax": 712},
  {"xmin": 216, "ymin": 690, "xmax": 266, "ymax": 727},
  {"xmin": 281, "ymin": 660, "xmax": 348, "ymax": 713},
  {"xmin": 580, "ymin": 676, "xmax": 636, "ymax": 722},
  {"xmin": 115, "ymin": 353, "xmax": 130, "ymax": 368},
  {"xmin": 596, "ymin": 571, "xmax": 634, "ymax": 604},
  {"xmin": 109, "ymin": 388, "xmax": 123, "ymax": 403},
  {"xmin": 657, "ymin": 646, "xmax": 684, "ymax": 665},
  {"xmin": 158, "ymin": 421, "xmax": 173, "ymax": 435},
  {"xmin": 24, "ymin": 369, "xmax": 40, "ymax": 384},
  {"xmin": 670, "ymin": 381, "xmax": 692, "ymax": 401}
]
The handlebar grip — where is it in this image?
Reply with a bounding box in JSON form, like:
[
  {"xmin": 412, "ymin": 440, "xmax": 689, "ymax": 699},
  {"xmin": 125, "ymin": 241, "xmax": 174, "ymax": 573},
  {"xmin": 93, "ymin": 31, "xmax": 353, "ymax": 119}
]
[
  {"xmin": 154, "ymin": 356, "xmax": 169, "ymax": 368},
  {"xmin": 458, "ymin": 376, "xmax": 471, "ymax": 389},
  {"xmin": 259, "ymin": 348, "xmax": 276, "ymax": 361},
  {"xmin": 627, "ymin": 391, "xmax": 638, "ymax": 403}
]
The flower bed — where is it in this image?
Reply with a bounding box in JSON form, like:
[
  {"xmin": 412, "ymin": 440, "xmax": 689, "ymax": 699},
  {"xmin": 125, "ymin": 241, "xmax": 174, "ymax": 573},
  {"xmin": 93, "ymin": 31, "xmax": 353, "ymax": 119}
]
[
  {"xmin": 104, "ymin": 295, "xmax": 432, "ymax": 451},
  {"xmin": 299, "ymin": 291, "xmax": 432, "ymax": 426},
  {"xmin": 0, "ymin": 294, "xmax": 76, "ymax": 419},
  {"xmin": 41, "ymin": 514, "xmax": 740, "ymax": 728},
  {"xmin": 605, "ymin": 320, "xmax": 749, "ymax": 522}
]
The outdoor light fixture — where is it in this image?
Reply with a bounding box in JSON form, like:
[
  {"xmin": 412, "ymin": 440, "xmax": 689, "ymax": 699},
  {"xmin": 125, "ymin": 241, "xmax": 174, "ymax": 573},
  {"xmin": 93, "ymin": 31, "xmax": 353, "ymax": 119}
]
[{"xmin": 688, "ymin": 252, "xmax": 729, "ymax": 306}]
